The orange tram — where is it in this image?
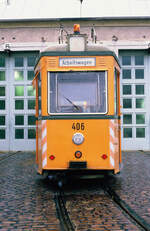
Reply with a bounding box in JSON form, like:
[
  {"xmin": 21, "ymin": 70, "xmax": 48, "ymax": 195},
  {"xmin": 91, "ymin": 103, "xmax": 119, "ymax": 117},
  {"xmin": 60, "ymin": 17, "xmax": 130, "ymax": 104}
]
[{"xmin": 33, "ymin": 25, "xmax": 122, "ymax": 184}]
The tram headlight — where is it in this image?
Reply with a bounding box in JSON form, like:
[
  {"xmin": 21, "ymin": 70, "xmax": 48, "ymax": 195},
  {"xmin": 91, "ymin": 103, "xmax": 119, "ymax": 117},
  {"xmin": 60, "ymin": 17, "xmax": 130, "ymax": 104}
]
[{"xmin": 72, "ymin": 133, "xmax": 84, "ymax": 145}]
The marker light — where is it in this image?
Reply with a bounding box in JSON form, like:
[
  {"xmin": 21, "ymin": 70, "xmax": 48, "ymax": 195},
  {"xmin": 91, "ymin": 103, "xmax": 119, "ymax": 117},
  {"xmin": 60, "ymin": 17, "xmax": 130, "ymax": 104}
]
[
  {"xmin": 74, "ymin": 24, "xmax": 80, "ymax": 34},
  {"xmin": 49, "ymin": 155, "xmax": 55, "ymax": 160},
  {"xmin": 75, "ymin": 151, "xmax": 82, "ymax": 159},
  {"xmin": 72, "ymin": 133, "xmax": 84, "ymax": 145},
  {"xmin": 101, "ymin": 154, "xmax": 108, "ymax": 160}
]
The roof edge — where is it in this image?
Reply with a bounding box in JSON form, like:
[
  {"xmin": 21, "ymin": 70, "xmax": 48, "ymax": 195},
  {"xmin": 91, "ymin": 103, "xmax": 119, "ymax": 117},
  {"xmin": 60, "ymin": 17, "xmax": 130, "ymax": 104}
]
[
  {"xmin": 1, "ymin": 16, "xmax": 150, "ymax": 23},
  {"xmin": 34, "ymin": 50, "xmax": 121, "ymax": 70}
]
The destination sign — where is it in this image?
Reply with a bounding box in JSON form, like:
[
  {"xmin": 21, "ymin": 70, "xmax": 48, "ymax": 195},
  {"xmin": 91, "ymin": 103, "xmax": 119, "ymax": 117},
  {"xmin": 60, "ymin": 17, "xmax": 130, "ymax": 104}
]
[{"xmin": 59, "ymin": 57, "xmax": 96, "ymax": 67}]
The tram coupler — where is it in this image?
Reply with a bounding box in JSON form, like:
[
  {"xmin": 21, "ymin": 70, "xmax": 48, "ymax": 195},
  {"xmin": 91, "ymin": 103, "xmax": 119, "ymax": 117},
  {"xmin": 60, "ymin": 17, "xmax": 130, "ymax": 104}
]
[{"xmin": 48, "ymin": 171, "xmax": 67, "ymax": 187}]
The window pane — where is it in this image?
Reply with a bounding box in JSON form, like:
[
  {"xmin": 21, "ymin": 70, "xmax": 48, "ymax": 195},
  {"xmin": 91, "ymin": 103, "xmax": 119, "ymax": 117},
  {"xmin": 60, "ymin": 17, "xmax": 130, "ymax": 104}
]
[
  {"xmin": 15, "ymin": 129, "xmax": 24, "ymax": 139},
  {"xmin": 14, "ymin": 71, "xmax": 24, "ymax": 81},
  {"xmin": 136, "ymin": 99, "xmax": 144, "ymax": 108},
  {"xmin": 15, "ymin": 115, "xmax": 24, "ymax": 125},
  {"xmin": 0, "ymin": 86, "xmax": 5, "ymax": 96},
  {"xmin": 114, "ymin": 71, "xmax": 118, "ymax": 114},
  {"xmin": 123, "ymin": 99, "xmax": 132, "ymax": 108},
  {"xmin": 15, "ymin": 57, "xmax": 23, "ymax": 67},
  {"xmin": 15, "ymin": 86, "xmax": 24, "ymax": 96},
  {"xmin": 28, "ymin": 99, "xmax": 35, "ymax": 110},
  {"xmin": 0, "ymin": 129, "xmax": 5, "ymax": 139},
  {"xmin": 135, "ymin": 56, "xmax": 144, "ymax": 65},
  {"xmin": 27, "ymin": 86, "xmax": 36, "ymax": 96},
  {"xmin": 0, "ymin": 100, "xmax": 5, "ymax": 110},
  {"xmin": 28, "ymin": 115, "xmax": 36, "ymax": 125},
  {"xmin": 123, "ymin": 114, "xmax": 132, "ymax": 124},
  {"xmin": 135, "ymin": 69, "xmax": 144, "ymax": 79},
  {"xmin": 0, "ymin": 57, "xmax": 5, "ymax": 67},
  {"xmin": 38, "ymin": 82, "xmax": 41, "ymax": 97},
  {"xmin": 123, "ymin": 85, "xmax": 132, "ymax": 95},
  {"xmin": 135, "ymin": 85, "xmax": 144, "ymax": 95},
  {"xmin": 136, "ymin": 114, "xmax": 145, "ymax": 124},
  {"xmin": 28, "ymin": 129, "xmax": 36, "ymax": 139},
  {"xmin": 15, "ymin": 100, "xmax": 24, "ymax": 110},
  {"xmin": 122, "ymin": 56, "xmax": 131, "ymax": 66},
  {"xmin": 39, "ymin": 99, "xmax": 41, "ymax": 111},
  {"xmin": 122, "ymin": 69, "xmax": 131, "ymax": 79},
  {"xmin": 136, "ymin": 128, "xmax": 145, "ymax": 138},
  {"xmin": 0, "ymin": 116, "xmax": 5, "ymax": 125},
  {"xmin": 27, "ymin": 56, "xmax": 36, "ymax": 67},
  {"xmin": 123, "ymin": 128, "xmax": 132, "ymax": 138},
  {"xmin": 27, "ymin": 71, "xmax": 34, "ymax": 80},
  {"xmin": 0, "ymin": 71, "xmax": 5, "ymax": 81},
  {"xmin": 50, "ymin": 71, "xmax": 107, "ymax": 114}
]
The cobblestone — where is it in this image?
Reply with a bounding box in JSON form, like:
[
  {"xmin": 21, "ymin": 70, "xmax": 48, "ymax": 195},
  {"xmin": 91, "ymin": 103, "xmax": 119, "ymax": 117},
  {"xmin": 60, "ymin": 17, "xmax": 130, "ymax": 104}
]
[
  {"xmin": 107, "ymin": 151, "xmax": 150, "ymax": 225},
  {"xmin": 0, "ymin": 151, "xmax": 150, "ymax": 230},
  {"xmin": 0, "ymin": 152, "xmax": 60, "ymax": 231},
  {"xmin": 66, "ymin": 193, "xmax": 140, "ymax": 230}
]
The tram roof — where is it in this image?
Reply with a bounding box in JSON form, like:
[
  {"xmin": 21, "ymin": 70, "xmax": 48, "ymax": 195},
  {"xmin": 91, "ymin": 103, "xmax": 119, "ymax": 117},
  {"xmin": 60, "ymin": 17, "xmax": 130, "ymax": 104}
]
[{"xmin": 35, "ymin": 43, "xmax": 120, "ymax": 68}]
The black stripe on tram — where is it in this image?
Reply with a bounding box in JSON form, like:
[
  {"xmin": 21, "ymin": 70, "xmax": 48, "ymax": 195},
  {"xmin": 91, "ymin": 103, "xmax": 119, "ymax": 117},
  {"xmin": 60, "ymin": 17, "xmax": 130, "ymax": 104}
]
[{"xmin": 36, "ymin": 115, "xmax": 121, "ymax": 120}]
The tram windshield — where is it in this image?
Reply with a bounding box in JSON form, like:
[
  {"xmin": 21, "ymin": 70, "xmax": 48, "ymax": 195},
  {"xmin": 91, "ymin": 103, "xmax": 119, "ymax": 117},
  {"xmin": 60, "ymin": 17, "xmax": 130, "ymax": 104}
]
[{"xmin": 48, "ymin": 71, "xmax": 107, "ymax": 114}]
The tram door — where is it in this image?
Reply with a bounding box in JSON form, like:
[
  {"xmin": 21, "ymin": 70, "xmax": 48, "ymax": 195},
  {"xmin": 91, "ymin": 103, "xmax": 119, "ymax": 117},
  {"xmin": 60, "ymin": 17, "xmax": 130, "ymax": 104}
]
[{"xmin": 0, "ymin": 53, "xmax": 37, "ymax": 151}]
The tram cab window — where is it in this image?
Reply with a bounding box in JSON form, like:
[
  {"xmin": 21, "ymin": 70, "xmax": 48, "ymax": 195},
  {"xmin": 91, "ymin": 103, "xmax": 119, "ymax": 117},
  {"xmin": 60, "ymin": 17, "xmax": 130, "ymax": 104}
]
[
  {"xmin": 37, "ymin": 73, "xmax": 41, "ymax": 116},
  {"xmin": 48, "ymin": 71, "xmax": 107, "ymax": 114}
]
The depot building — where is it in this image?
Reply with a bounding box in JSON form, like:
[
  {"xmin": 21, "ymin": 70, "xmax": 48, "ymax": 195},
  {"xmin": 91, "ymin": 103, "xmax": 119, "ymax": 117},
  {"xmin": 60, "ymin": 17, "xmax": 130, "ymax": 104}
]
[{"xmin": 0, "ymin": 17, "xmax": 150, "ymax": 151}]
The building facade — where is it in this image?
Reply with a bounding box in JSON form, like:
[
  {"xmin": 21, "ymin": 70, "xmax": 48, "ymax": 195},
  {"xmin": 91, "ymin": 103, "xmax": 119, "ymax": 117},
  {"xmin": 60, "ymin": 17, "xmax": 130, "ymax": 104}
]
[{"xmin": 0, "ymin": 17, "xmax": 150, "ymax": 151}]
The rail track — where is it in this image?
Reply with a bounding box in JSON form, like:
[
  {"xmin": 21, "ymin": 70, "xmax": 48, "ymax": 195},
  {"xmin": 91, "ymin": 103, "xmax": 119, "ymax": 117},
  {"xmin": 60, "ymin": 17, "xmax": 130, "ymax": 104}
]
[
  {"xmin": 1, "ymin": 152, "xmax": 149, "ymax": 231},
  {"xmin": 104, "ymin": 183, "xmax": 150, "ymax": 231},
  {"xmin": 53, "ymin": 178, "xmax": 150, "ymax": 231},
  {"xmin": 54, "ymin": 190, "xmax": 75, "ymax": 231},
  {"xmin": 0, "ymin": 151, "xmax": 21, "ymax": 163}
]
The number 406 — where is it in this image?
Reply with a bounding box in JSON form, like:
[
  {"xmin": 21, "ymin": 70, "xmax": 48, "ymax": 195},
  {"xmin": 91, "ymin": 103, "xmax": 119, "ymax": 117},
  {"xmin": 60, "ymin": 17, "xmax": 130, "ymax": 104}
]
[{"xmin": 72, "ymin": 123, "xmax": 85, "ymax": 131}]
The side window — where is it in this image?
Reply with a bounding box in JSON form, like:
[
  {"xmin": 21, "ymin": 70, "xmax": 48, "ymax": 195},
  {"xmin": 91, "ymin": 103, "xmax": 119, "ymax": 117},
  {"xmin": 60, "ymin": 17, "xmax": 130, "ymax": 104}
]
[
  {"xmin": 114, "ymin": 69, "xmax": 118, "ymax": 114},
  {"xmin": 35, "ymin": 73, "xmax": 41, "ymax": 117},
  {"xmin": 38, "ymin": 73, "xmax": 41, "ymax": 116}
]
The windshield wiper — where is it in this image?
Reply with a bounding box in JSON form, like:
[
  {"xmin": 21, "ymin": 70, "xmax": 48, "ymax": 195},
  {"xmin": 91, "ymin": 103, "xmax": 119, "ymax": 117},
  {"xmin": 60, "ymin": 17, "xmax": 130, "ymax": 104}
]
[{"xmin": 63, "ymin": 96, "xmax": 80, "ymax": 111}]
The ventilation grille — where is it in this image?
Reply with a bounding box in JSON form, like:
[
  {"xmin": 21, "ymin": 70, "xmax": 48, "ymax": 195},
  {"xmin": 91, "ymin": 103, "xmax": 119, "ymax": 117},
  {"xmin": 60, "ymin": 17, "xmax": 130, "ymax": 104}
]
[
  {"xmin": 97, "ymin": 57, "xmax": 106, "ymax": 67},
  {"xmin": 47, "ymin": 57, "xmax": 57, "ymax": 68}
]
